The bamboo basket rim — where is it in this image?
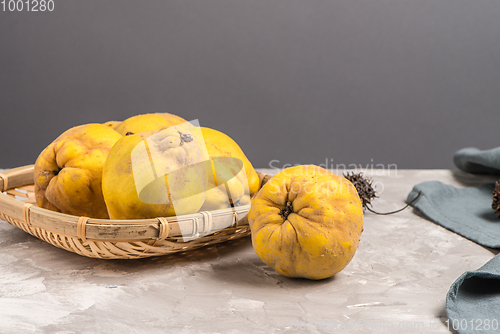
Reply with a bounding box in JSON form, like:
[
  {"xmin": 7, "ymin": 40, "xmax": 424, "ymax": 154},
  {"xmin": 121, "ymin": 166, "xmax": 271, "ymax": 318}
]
[{"xmin": 0, "ymin": 165, "xmax": 271, "ymax": 259}]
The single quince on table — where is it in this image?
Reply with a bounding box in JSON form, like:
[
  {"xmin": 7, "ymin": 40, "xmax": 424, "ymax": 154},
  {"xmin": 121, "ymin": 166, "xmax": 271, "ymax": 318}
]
[
  {"xmin": 114, "ymin": 113, "xmax": 189, "ymax": 136},
  {"xmin": 248, "ymin": 165, "xmax": 364, "ymax": 280},
  {"xmin": 102, "ymin": 126, "xmax": 210, "ymax": 219},
  {"xmin": 34, "ymin": 124, "xmax": 122, "ymax": 218},
  {"xmin": 198, "ymin": 127, "xmax": 260, "ymax": 211}
]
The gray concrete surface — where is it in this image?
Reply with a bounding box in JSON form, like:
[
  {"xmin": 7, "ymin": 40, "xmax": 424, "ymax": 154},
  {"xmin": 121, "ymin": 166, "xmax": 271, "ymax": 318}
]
[{"xmin": 0, "ymin": 168, "xmax": 497, "ymax": 333}]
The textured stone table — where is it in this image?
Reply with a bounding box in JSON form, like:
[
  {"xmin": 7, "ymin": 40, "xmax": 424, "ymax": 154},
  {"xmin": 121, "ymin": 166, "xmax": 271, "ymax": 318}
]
[{"xmin": 0, "ymin": 169, "xmax": 498, "ymax": 333}]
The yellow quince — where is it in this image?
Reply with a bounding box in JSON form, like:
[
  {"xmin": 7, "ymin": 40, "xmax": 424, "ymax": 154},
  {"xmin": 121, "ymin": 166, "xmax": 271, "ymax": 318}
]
[
  {"xmin": 248, "ymin": 165, "xmax": 364, "ymax": 280},
  {"xmin": 102, "ymin": 126, "xmax": 210, "ymax": 219},
  {"xmin": 34, "ymin": 124, "xmax": 122, "ymax": 218},
  {"xmin": 198, "ymin": 127, "xmax": 260, "ymax": 211},
  {"xmin": 103, "ymin": 120, "xmax": 121, "ymax": 129},
  {"xmin": 114, "ymin": 113, "xmax": 188, "ymax": 136}
]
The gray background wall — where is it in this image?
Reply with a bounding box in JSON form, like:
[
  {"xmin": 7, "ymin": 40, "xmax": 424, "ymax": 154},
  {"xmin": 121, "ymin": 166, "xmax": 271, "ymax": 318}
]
[{"xmin": 1, "ymin": 0, "xmax": 499, "ymax": 169}]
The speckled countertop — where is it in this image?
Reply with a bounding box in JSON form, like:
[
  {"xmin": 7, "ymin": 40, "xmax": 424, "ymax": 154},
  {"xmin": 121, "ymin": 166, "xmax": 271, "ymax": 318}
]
[{"xmin": 0, "ymin": 169, "xmax": 498, "ymax": 334}]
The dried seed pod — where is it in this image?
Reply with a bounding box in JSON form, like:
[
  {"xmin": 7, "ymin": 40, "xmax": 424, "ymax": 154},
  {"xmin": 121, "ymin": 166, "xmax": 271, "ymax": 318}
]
[
  {"xmin": 343, "ymin": 171, "xmax": 420, "ymax": 215},
  {"xmin": 343, "ymin": 172, "xmax": 378, "ymax": 208},
  {"xmin": 492, "ymin": 181, "xmax": 500, "ymax": 218}
]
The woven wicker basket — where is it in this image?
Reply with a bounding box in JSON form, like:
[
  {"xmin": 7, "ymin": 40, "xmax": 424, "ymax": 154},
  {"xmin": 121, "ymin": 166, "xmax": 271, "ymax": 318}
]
[{"xmin": 0, "ymin": 165, "xmax": 270, "ymax": 259}]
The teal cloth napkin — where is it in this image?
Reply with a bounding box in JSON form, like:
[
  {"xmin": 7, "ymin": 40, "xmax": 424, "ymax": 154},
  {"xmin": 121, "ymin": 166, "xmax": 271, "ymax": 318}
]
[
  {"xmin": 446, "ymin": 256, "xmax": 500, "ymax": 334},
  {"xmin": 406, "ymin": 182, "xmax": 499, "ymax": 248},
  {"xmin": 454, "ymin": 147, "xmax": 500, "ymax": 174},
  {"xmin": 407, "ymin": 147, "xmax": 500, "ymax": 333}
]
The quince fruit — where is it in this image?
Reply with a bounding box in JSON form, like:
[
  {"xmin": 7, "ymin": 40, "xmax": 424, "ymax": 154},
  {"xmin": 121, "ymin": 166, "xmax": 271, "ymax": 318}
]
[
  {"xmin": 34, "ymin": 124, "xmax": 122, "ymax": 218},
  {"xmin": 248, "ymin": 165, "xmax": 364, "ymax": 280},
  {"xmin": 198, "ymin": 127, "xmax": 260, "ymax": 211},
  {"xmin": 102, "ymin": 126, "xmax": 210, "ymax": 219},
  {"xmin": 114, "ymin": 113, "xmax": 188, "ymax": 136},
  {"xmin": 103, "ymin": 120, "xmax": 121, "ymax": 129}
]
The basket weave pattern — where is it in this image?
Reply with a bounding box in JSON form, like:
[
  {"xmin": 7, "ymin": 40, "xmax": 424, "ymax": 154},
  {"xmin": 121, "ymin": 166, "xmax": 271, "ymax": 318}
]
[{"xmin": 0, "ymin": 165, "xmax": 268, "ymax": 259}]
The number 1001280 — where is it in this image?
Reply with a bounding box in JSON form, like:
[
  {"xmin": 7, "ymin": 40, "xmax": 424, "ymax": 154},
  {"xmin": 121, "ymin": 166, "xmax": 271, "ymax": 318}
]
[{"xmin": 2, "ymin": 0, "xmax": 54, "ymax": 11}]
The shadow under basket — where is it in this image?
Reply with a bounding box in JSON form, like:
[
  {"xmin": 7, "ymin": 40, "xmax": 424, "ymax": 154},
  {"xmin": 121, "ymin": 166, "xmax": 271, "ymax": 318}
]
[{"xmin": 0, "ymin": 165, "xmax": 271, "ymax": 259}]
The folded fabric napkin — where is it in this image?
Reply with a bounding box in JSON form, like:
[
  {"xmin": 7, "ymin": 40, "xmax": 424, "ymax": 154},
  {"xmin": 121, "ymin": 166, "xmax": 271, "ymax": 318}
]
[
  {"xmin": 406, "ymin": 182, "xmax": 499, "ymax": 248},
  {"xmin": 453, "ymin": 147, "xmax": 500, "ymax": 174},
  {"xmin": 446, "ymin": 256, "xmax": 500, "ymax": 334},
  {"xmin": 407, "ymin": 147, "xmax": 500, "ymax": 334}
]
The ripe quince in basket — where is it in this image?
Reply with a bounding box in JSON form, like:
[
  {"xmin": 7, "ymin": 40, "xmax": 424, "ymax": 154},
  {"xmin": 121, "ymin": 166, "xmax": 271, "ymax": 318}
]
[
  {"xmin": 102, "ymin": 125, "xmax": 211, "ymax": 219},
  {"xmin": 198, "ymin": 127, "xmax": 260, "ymax": 211},
  {"xmin": 103, "ymin": 120, "xmax": 121, "ymax": 129},
  {"xmin": 248, "ymin": 165, "xmax": 364, "ymax": 280},
  {"xmin": 34, "ymin": 124, "xmax": 122, "ymax": 218},
  {"xmin": 114, "ymin": 113, "xmax": 189, "ymax": 136}
]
